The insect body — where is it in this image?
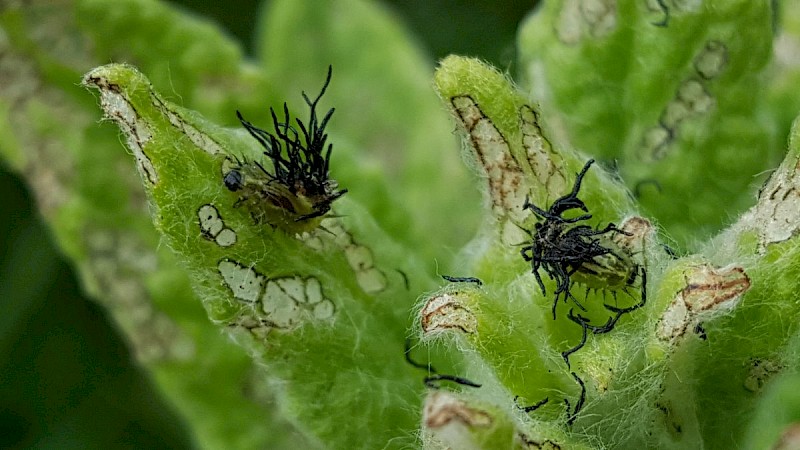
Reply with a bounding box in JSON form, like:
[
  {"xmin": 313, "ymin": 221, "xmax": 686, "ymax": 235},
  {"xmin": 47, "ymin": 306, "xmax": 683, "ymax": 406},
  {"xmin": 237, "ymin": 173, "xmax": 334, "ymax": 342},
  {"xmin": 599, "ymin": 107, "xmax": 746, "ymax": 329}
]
[
  {"xmin": 518, "ymin": 159, "xmax": 648, "ymax": 424},
  {"xmin": 226, "ymin": 66, "xmax": 347, "ymax": 232},
  {"xmin": 520, "ymin": 159, "xmax": 636, "ymax": 319}
]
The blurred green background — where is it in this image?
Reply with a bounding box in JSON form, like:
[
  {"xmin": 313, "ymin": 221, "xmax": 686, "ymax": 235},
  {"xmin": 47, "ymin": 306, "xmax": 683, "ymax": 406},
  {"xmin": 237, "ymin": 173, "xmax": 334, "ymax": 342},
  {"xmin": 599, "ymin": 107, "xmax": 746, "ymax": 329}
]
[{"xmin": 0, "ymin": 1, "xmax": 531, "ymax": 448}]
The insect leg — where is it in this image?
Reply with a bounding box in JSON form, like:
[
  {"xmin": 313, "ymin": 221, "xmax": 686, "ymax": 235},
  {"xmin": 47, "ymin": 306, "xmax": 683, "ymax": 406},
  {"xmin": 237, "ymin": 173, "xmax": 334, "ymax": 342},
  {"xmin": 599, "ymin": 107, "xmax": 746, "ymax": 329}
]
[
  {"xmin": 405, "ymin": 338, "xmax": 481, "ymax": 390},
  {"xmin": 520, "ymin": 245, "xmax": 533, "ymax": 262},
  {"xmin": 604, "ymin": 268, "xmax": 647, "ymax": 315},
  {"xmin": 516, "ymin": 396, "xmax": 550, "ymax": 413},
  {"xmin": 566, "ymin": 371, "xmax": 587, "ymax": 425},
  {"xmin": 404, "ymin": 338, "xmax": 437, "ymax": 373},
  {"xmin": 424, "ymin": 374, "xmax": 482, "ymax": 389},
  {"xmin": 569, "ymin": 159, "xmax": 595, "ymax": 198},
  {"xmin": 532, "ymin": 264, "xmax": 548, "ymax": 298},
  {"xmin": 442, "ymin": 275, "xmax": 483, "ymax": 286},
  {"xmin": 561, "ymin": 309, "xmax": 589, "ymax": 369}
]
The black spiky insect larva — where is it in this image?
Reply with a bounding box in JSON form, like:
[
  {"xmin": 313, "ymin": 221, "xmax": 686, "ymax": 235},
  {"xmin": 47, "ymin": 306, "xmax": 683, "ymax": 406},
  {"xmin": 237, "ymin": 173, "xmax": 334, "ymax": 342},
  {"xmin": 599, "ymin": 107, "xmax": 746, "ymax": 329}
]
[
  {"xmin": 518, "ymin": 159, "xmax": 648, "ymax": 424},
  {"xmin": 520, "ymin": 159, "xmax": 645, "ymax": 320},
  {"xmin": 224, "ymin": 66, "xmax": 347, "ymax": 232}
]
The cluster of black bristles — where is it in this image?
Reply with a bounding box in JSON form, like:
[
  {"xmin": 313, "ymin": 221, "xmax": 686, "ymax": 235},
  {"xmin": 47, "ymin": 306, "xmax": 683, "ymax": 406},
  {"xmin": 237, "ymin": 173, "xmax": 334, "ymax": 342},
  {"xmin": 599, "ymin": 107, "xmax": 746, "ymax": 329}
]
[
  {"xmin": 520, "ymin": 159, "xmax": 630, "ymax": 320},
  {"xmin": 236, "ymin": 65, "xmax": 345, "ymax": 205}
]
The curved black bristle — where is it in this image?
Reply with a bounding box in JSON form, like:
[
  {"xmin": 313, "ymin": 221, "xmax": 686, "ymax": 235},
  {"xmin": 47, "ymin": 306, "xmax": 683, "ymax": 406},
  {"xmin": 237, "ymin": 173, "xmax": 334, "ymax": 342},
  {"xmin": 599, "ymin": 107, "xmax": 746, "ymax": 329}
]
[{"xmin": 236, "ymin": 65, "xmax": 342, "ymax": 202}]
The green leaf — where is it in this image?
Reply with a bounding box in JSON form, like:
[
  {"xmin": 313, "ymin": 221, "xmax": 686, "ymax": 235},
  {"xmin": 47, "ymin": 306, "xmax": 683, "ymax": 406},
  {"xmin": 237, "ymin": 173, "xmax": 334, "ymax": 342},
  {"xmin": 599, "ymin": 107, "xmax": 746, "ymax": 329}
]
[
  {"xmin": 82, "ymin": 63, "xmax": 435, "ymax": 448},
  {"xmin": 518, "ymin": 0, "xmax": 780, "ymax": 249}
]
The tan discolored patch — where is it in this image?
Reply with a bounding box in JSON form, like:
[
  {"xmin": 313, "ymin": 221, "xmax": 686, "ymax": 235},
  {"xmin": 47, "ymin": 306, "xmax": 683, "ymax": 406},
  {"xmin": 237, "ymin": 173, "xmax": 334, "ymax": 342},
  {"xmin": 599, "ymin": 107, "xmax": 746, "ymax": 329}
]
[
  {"xmin": 519, "ymin": 105, "xmax": 567, "ymax": 195},
  {"xmin": 150, "ymin": 93, "xmax": 223, "ymax": 155},
  {"xmin": 0, "ymin": 42, "xmax": 80, "ymax": 217},
  {"xmin": 737, "ymin": 152, "xmax": 800, "ymax": 253},
  {"xmin": 657, "ymin": 264, "xmax": 751, "ymax": 342},
  {"xmin": 423, "ymin": 391, "xmax": 492, "ymax": 430},
  {"xmin": 772, "ymin": 423, "xmax": 800, "ymax": 450},
  {"xmin": 613, "ymin": 216, "xmax": 654, "ymax": 257},
  {"xmin": 517, "ymin": 432, "xmax": 562, "ymax": 449},
  {"xmin": 420, "ymin": 292, "xmax": 478, "ymax": 335},
  {"xmin": 82, "ymin": 71, "xmax": 157, "ymax": 184},
  {"xmin": 451, "ymin": 95, "xmax": 528, "ymax": 219}
]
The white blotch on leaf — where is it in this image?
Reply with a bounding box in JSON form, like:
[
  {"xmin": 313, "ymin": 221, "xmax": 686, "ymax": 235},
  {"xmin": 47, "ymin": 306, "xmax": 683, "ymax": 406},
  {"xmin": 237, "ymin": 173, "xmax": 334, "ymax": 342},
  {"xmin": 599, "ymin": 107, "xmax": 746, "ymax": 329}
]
[
  {"xmin": 215, "ymin": 228, "xmax": 237, "ymax": 247},
  {"xmin": 301, "ymin": 218, "xmax": 388, "ymax": 294},
  {"xmin": 198, "ymin": 204, "xmax": 224, "ymax": 236},
  {"xmin": 694, "ymin": 41, "xmax": 728, "ymax": 80},
  {"xmin": 640, "ymin": 40, "xmax": 725, "ymax": 160},
  {"xmin": 263, "ymin": 281, "xmax": 302, "ymax": 328},
  {"xmin": 641, "ymin": 126, "xmax": 672, "ymax": 160},
  {"xmin": 581, "ymin": 0, "xmax": 617, "ymax": 37},
  {"xmin": 661, "ymin": 80, "xmax": 714, "ymax": 131},
  {"xmin": 197, "ymin": 204, "xmax": 237, "ymax": 247},
  {"xmin": 218, "ymin": 259, "xmax": 265, "ymax": 303},
  {"xmin": 219, "ymin": 259, "xmax": 336, "ymax": 330},
  {"xmin": 261, "ymin": 276, "xmax": 337, "ymax": 328}
]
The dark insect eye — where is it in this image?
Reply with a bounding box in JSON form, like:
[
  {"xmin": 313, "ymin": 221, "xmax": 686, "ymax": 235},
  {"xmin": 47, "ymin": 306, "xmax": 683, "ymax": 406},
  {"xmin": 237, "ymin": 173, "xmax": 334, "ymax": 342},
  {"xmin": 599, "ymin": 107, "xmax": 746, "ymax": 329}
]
[{"xmin": 223, "ymin": 169, "xmax": 243, "ymax": 192}]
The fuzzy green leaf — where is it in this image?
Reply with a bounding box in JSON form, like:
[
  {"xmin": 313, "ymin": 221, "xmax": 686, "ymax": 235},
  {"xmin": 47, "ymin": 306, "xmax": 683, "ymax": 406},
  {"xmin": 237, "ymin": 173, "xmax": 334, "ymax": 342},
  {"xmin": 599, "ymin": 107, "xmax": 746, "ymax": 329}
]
[
  {"xmin": 518, "ymin": 0, "xmax": 781, "ymax": 249},
  {"xmin": 82, "ymin": 63, "xmax": 438, "ymax": 448}
]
